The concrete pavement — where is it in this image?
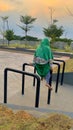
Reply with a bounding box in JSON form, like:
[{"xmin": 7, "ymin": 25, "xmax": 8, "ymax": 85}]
[{"xmin": 0, "ymin": 50, "xmax": 73, "ymax": 118}]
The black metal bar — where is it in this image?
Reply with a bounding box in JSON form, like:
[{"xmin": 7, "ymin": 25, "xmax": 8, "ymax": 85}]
[
  {"xmin": 22, "ymin": 63, "xmax": 28, "ymax": 95},
  {"xmin": 54, "ymin": 59, "xmax": 65, "ymax": 85},
  {"xmin": 4, "ymin": 68, "xmax": 40, "ymax": 108},
  {"xmin": 32, "ymin": 67, "xmax": 53, "ymax": 104},
  {"xmin": 22, "ymin": 62, "xmax": 60, "ymax": 102},
  {"xmin": 22, "ymin": 63, "xmax": 52, "ymax": 104},
  {"xmin": 4, "ymin": 69, "xmax": 7, "ymax": 103},
  {"xmin": 22, "ymin": 63, "xmax": 41, "ymax": 107},
  {"xmin": 53, "ymin": 62, "xmax": 60, "ymax": 93},
  {"xmin": 33, "ymin": 67, "xmax": 36, "ymax": 86},
  {"xmin": 47, "ymin": 70, "xmax": 52, "ymax": 104},
  {"xmin": 22, "ymin": 63, "xmax": 35, "ymax": 95},
  {"xmin": 61, "ymin": 61, "xmax": 65, "ymax": 85},
  {"xmin": 35, "ymin": 77, "xmax": 40, "ymax": 107}
]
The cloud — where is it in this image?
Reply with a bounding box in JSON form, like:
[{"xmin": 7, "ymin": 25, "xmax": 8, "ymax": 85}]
[
  {"xmin": 0, "ymin": 0, "xmax": 73, "ymax": 39},
  {"xmin": 0, "ymin": 1, "xmax": 15, "ymax": 12},
  {"xmin": 0, "ymin": 0, "xmax": 24, "ymax": 12},
  {"xmin": 0, "ymin": 0, "xmax": 68, "ymax": 16}
]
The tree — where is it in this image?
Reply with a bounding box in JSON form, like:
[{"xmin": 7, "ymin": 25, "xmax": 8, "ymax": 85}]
[
  {"xmin": 13, "ymin": 35, "xmax": 22, "ymax": 40},
  {"xmin": 18, "ymin": 15, "xmax": 36, "ymax": 39},
  {"xmin": 0, "ymin": 16, "xmax": 9, "ymax": 44},
  {"xmin": 5, "ymin": 30, "xmax": 14, "ymax": 45},
  {"xmin": 43, "ymin": 24, "xmax": 64, "ymax": 42}
]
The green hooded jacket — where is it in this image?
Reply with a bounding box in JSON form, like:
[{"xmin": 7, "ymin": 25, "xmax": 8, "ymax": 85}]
[{"xmin": 34, "ymin": 38, "xmax": 53, "ymax": 77}]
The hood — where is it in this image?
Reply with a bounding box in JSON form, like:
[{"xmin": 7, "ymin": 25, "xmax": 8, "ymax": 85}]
[{"xmin": 40, "ymin": 38, "xmax": 50, "ymax": 47}]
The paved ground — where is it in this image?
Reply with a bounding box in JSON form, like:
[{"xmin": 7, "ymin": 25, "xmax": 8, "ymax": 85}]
[{"xmin": 0, "ymin": 50, "xmax": 73, "ymax": 118}]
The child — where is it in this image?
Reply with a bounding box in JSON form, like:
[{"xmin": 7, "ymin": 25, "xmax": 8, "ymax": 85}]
[{"xmin": 31, "ymin": 38, "xmax": 53, "ymax": 90}]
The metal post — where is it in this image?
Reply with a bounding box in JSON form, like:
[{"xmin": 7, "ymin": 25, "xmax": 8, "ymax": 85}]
[
  {"xmin": 4, "ymin": 69, "xmax": 8, "ymax": 103},
  {"xmin": 22, "ymin": 63, "xmax": 28, "ymax": 95},
  {"xmin": 33, "ymin": 67, "xmax": 36, "ymax": 86},
  {"xmin": 54, "ymin": 59, "xmax": 65, "ymax": 85},
  {"xmin": 35, "ymin": 77, "xmax": 40, "ymax": 107},
  {"xmin": 53, "ymin": 62, "xmax": 60, "ymax": 93},
  {"xmin": 47, "ymin": 70, "xmax": 52, "ymax": 104},
  {"xmin": 61, "ymin": 61, "xmax": 65, "ymax": 85},
  {"xmin": 22, "ymin": 64, "xmax": 25, "ymax": 95}
]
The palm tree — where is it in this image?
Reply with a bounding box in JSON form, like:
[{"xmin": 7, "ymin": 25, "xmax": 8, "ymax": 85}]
[
  {"xmin": 43, "ymin": 24, "xmax": 64, "ymax": 42},
  {"xmin": 19, "ymin": 15, "xmax": 36, "ymax": 40},
  {"xmin": 1, "ymin": 16, "xmax": 9, "ymax": 44}
]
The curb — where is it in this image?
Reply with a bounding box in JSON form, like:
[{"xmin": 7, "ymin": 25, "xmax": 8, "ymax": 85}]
[{"xmin": 0, "ymin": 46, "xmax": 73, "ymax": 58}]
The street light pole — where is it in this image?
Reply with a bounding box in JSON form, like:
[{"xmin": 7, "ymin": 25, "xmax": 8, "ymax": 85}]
[{"xmin": 48, "ymin": 7, "xmax": 55, "ymax": 25}]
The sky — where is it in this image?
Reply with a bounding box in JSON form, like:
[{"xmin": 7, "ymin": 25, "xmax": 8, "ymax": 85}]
[{"xmin": 0, "ymin": 0, "xmax": 73, "ymax": 39}]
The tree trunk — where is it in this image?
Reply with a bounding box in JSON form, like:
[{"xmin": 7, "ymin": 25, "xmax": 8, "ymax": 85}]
[{"xmin": 8, "ymin": 40, "xmax": 9, "ymax": 46}]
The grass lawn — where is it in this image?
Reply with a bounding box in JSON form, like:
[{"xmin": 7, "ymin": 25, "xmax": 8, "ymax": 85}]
[
  {"xmin": 0, "ymin": 105, "xmax": 73, "ymax": 130},
  {"xmin": 53, "ymin": 58, "xmax": 73, "ymax": 73},
  {"xmin": 64, "ymin": 58, "xmax": 73, "ymax": 72}
]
